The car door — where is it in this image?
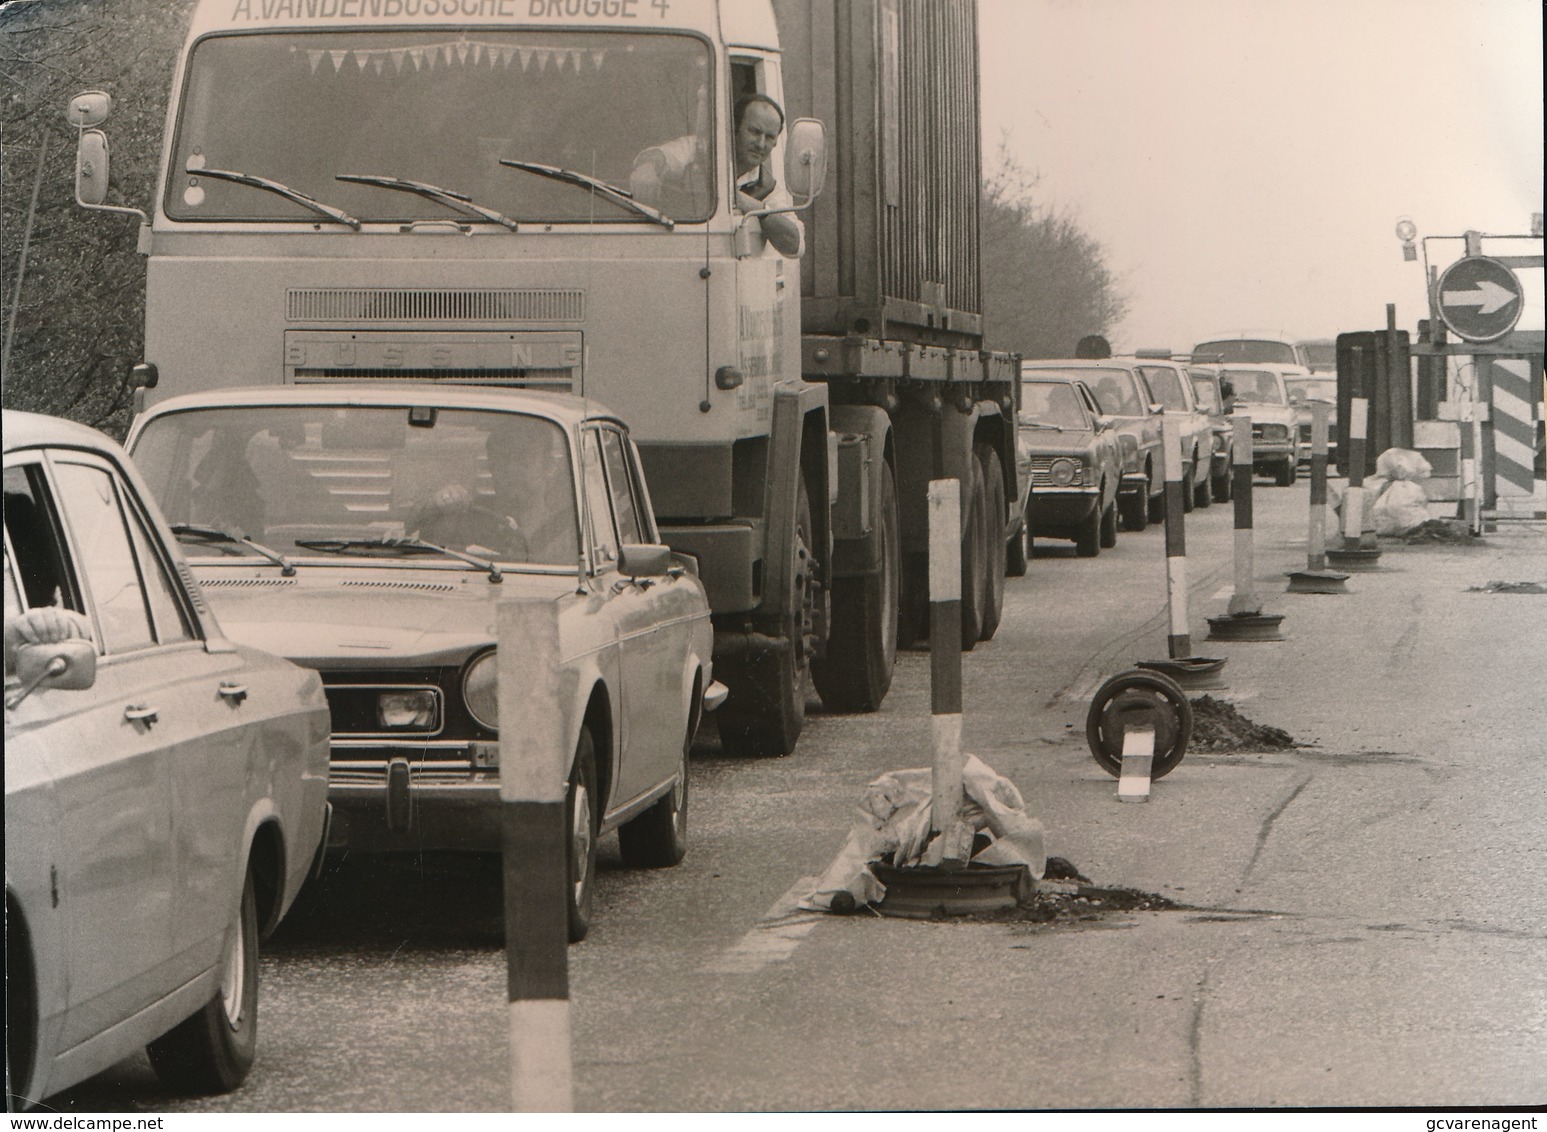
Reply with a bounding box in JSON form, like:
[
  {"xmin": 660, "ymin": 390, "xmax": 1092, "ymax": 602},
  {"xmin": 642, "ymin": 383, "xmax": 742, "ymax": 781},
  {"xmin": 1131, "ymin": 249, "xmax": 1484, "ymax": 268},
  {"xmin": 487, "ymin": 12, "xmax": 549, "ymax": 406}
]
[
  {"xmin": 5, "ymin": 455, "xmax": 179, "ymax": 1050},
  {"xmin": 46, "ymin": 452, "xmax": 257, "ymax": 1027},
  {"xmin": 586, "ymin": 425, "xmax": 691, "ymax": 807}
]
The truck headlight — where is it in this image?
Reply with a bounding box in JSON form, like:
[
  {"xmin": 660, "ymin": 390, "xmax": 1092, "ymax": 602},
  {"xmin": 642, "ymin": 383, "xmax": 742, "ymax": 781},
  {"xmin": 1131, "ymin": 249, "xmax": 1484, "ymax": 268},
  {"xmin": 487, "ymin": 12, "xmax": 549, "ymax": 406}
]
[
  {"xmin": 463, "ymin": 649, "xmax": 499, "ymax": 732},
  {"xmin": 1049, "ymin": 458, "xmax": 1080, "ymax": 487},
  {"xmin": 378, "ymin": 690, "xmax": 438, "ymax": 730}
]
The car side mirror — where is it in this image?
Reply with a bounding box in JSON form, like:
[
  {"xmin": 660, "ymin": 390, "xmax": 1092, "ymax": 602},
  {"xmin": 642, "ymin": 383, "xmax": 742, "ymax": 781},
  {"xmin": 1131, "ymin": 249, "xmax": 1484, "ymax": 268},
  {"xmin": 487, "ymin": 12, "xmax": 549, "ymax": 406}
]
[
  {"xmin": 784, "ymin": 118, "xmax": 828, "ymax": 202},
  {"xmin": 6, "ymin": 638, "xmax": 98, "ymax": 711},
  {"xmin": 618, "ymin": 543, "xmax": 674, "ymax": 580}
]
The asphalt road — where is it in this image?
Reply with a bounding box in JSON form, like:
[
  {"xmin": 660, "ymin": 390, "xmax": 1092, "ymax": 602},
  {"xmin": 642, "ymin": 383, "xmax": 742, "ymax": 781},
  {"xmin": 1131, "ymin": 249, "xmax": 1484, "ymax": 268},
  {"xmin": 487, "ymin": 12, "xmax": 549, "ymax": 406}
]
[{"xmin": 50, "ymin": 475, "xmax": 1547, "ymax": 1112}]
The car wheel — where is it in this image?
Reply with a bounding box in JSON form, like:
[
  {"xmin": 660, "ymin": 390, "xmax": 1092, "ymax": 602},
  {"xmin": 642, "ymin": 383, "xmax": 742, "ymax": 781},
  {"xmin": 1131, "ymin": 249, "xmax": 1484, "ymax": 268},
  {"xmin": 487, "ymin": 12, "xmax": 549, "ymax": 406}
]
[
  {"xmin": 958, "ymin": 453, "xmax": 988, "ymax": 650},
  {"xmin": 1275, "ymin": 458, "xmax": 1294, "ymax": 487},
  {"xmin": 1181, "ymin": 464, "xmax": 1196, "ymax": 513},
  {"xmin": 1193, "ymin": 455, "xmax": 1212, "ymax": 508},
  {"xmin": 717, "ymin": 479, "xmax": 813, "ymax": 755},
  {"xmin": 1146, "ymin": 464, "xmax": 1164, "ymax": 523},
  {"xmin": 1099, "ymin": 494, "xmax": 1118, "ymax": 548},
  {"xmin": 1074, "ymin": 503, "xmax": 1101, "ymax": 557},
  {"xmin": 1211, "ymin": 460, "xmax": 1233, "ymax": 504},
  {"xmin": 1120, "ymin": 491, "xmax": 1148, "ymax": 532},
  {"xmin": 147, "ymin": 867, "xmax": 259, "ymax": 1094},
  {"xmin": 566, "ymin": 728, "xmax": 600, "ymax": 942},
  {"xmin": 1086, "ymin": 670, "xmax": 1193, "ymax": 780},
  {"xmin": 813, "ymin": 462, "xmax": 899, "ymax": 712},
  {"xmin": 618, "ymin": 718, "xmax": 689, "ymax": 869},
  {"xmin": 976, "ymin": 443, "xmax": 1007, "ymax": 642}
]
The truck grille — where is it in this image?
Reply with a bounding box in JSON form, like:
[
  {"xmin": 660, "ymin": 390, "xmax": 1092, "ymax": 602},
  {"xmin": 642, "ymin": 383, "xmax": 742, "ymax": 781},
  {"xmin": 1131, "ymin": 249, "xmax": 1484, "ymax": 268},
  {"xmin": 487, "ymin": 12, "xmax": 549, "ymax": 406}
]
[{"xmin": 287, "ymin": 288, "xmax": 584, "ymax": 323}]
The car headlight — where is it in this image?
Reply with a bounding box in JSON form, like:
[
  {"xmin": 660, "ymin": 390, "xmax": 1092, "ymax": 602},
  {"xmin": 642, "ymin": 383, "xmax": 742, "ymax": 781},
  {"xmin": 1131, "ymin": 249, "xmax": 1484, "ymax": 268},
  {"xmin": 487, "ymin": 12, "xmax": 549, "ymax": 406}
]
[
  {"xmin": 1048, "ymin": 458, "xmax": 1080, "ymax": 487},
  {"xmin": 1261, "ymin": 424, "xmax": 1289, "ymax": 441},
  {"xmin": 463, "ymin": 649, "xmax": 499, "ymax": 732},
  {"xmin": 378, "ymin": 689, "xmax": 439, "ymax": 730}
]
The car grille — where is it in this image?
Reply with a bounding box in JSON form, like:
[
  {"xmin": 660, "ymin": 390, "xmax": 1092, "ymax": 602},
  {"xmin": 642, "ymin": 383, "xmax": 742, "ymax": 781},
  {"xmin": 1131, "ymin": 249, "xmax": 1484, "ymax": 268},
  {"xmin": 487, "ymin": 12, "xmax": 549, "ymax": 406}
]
[{"xmin": 1027, "ymin": 457, "xmax": 1087, "ymax": 487}]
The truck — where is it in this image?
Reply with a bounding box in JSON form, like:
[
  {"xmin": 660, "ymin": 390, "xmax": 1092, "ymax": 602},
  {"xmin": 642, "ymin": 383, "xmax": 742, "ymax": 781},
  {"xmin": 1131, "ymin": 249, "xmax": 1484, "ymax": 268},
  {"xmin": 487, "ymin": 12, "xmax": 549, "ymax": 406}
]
[{"xmin": 69, "ymin": 0, "xmax": 1022, "ymax": 758}]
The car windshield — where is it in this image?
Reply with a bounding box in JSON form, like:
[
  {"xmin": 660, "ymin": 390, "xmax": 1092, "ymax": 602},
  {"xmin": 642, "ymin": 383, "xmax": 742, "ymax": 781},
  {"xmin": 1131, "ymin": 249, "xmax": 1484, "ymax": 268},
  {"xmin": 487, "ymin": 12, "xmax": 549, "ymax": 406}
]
[
  {"xmin": 1191, "ymin": 378, "xmax": 1222, "ymax": 414},
  {"xmin": 1286, "ymin": 378, "xmax": 1337, "ymax": 403},
  {"xmin": 1136, "ymin": 366, "xmax": 1188, "ymax": 411},
  {"xmin": 131, "ymin": 405, "xmax": 580, "ymax": 567},
  {"xmin": 1299, "ymin": 342, "xmax": 1336, "ymax": 372},
  {"xmin": 1222, "ymin": 369, "xmax": 1287, "ymax": 406},
  {"xmin": 1194, "ymin": 339, "xmax": 1298, "ymax": 365},
  {"xmin": 167, "ymin": 29, "xmax": 713, "ymax": 224},
  {"xmin": 1022, "ymin": 383, "xmax": 1089, "ymax": 430},
  {"xmin": 1060, "ymin": 368, "xmax": 1141, "ymax": 416}
]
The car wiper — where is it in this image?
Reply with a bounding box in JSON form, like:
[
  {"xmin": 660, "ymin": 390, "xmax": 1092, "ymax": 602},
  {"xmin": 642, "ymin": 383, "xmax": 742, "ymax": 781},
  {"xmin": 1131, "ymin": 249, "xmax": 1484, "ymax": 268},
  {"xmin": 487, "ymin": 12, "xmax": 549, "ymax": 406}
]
[
  {"xmin": 335, "ymin": 173, "xmax": 520, "ymax": 232},
  {"xmin": 186, "ymin": 164, "xmax": 360, "ymax": 229},
  {"xmin": 497, "ymin": 158, "xmax": 675, "ymax": 230},
  {"xmin": 1020, "ymin": 421, "xmax": 1067, "ymax": 432},
  {"xmin": 293, "ymin": 536, "xmax": 503, "ymax": 583},
  {"xmin": 171, "ymin": 524, "xmax": 297, "ymax": 576}
]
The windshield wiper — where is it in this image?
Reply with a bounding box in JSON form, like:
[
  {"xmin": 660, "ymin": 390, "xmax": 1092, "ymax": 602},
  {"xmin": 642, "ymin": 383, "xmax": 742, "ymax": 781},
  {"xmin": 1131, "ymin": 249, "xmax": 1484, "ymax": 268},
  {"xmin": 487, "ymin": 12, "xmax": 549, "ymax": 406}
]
[
  {"xmin": 336, "ymin": 173, "xmax": 520, "ymax": 232},
  {"xmin": 293, "ymin": 535, "xmax": 503, "ymax": 583},
  {"xmin": 497, "ymin": 159, "xmax": 675, "ymax": 230},
  {"xmin": 172, "ymin": 524, "xmax": 297, "ymax": 576},
  {"xmin": 1021, "ymin": 421, "xmax": 1067, "ymax": 432},
  {"xmin": 186, "ymin": 164, "xmax": 360, "ymax": 229}
]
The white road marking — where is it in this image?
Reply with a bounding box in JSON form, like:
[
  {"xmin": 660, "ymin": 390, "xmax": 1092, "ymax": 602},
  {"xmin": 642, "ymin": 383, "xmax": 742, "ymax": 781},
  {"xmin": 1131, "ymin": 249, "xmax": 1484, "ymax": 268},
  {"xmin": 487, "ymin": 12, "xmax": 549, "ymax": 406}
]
[{"xmin": 699, "ymin": 876, "xmax": 828, "ymax": 975}]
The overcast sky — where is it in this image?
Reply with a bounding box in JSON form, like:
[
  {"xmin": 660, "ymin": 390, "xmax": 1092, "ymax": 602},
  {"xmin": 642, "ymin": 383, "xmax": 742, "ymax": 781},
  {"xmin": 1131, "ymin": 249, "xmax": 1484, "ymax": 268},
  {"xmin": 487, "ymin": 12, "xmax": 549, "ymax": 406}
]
[{"xmin": 978, "ymin": 0, "xmax": 1544, "ymax": 353}]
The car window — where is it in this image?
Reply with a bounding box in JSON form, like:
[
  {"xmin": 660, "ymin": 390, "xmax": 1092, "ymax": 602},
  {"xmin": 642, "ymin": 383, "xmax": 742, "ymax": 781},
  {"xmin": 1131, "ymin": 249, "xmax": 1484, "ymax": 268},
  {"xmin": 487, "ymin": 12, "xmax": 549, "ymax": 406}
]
[
  {"xmin": 599, "ymin": 429, "xmax": 647, "ymax": 546},
  {"xmin": 1022, "ymin": 383, "xmax": 1089, "ymax": 429},
  {"xmin": 121, "ymin": 488, "xmax": 196, "ymax": 646},
  {"xmin": 1222, "ymin": 369, "xmax": 1285, "ymax": 405},
  {"xmin": 51, "ymin": 461, "xmax": 159, "ymax": 654},
  {"xmin": 3, "ymin": 462, "xmax": 86, "ymax": 617},
  {"xmin": 1191, "ymin": 379, "xmax": 1222, "ymax": 414},
  {"xmin": 581, "ymin": 430, "xmax": 618, "ymax": 568},
  {"xmin": 1194, "ymin": 339, "xmax": 1298, "ymax": 365},
  {"xmin": 1078, "ymin": 369, "xmax": 1143, "ymax": 416},
  {"xmin": 1137, "ymin": 366, "xmax": 1188, "ymax": 411}
]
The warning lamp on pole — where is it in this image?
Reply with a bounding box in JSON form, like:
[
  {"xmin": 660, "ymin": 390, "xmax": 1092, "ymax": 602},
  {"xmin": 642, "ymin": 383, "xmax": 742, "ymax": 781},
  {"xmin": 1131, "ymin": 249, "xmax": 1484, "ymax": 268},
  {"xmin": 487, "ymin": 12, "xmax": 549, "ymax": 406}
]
[{"xmin": 1395, "ymin": 217, "xmax": 1418, "ymax": 262}]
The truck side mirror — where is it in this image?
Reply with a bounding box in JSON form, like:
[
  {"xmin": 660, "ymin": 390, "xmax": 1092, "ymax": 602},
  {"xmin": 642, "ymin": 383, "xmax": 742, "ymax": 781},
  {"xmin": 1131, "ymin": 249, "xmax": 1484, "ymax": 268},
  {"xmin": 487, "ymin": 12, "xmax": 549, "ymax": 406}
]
[
  {"xmin": 75, "ymin": 129, "xmax": 112, "ymax": 208},
  {"xmin": 67, "ymin": 90, "xmax": 113, "ymax": 129},
  {"xmin": 785, "ymin": 118, "xmax": 828, "ymax": 202}
]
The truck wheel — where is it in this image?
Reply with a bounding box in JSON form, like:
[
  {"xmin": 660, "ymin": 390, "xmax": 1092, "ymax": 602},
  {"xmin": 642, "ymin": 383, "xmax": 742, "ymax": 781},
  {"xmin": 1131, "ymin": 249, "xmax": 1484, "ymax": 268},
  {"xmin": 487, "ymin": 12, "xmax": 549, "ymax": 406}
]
[
  {"xmin": 1211, "ymin": 459, "xmax": 1233, "ymax": 503},
  {"xmin": 1006, "ymin": 507, "xmax": 1030, "ymax": 577},
  {"xmin": 976, "ymin": 443, "xmax": 1007, "ymax": 641},
  {"xmin": 1099, "ymin": 494, "xmax": 1118, "ymax": 548},
  {"xmin": 717, "ymin": 480, "xmax": 813, "ymax": 756},
  {"xmin": 813, "ymin": 462, "xmax": 899, "ymax": 713},
  {"xmin": 148, "ymin": 867, "xmax": 259, "ymax": 1094},
  {"xmin": 958, "ymin": 453, "xmax": 988, "ymax": 650},
  {"xmin": 1074, "ymin": 503, "xmax": 1101, "ymax": 558}
]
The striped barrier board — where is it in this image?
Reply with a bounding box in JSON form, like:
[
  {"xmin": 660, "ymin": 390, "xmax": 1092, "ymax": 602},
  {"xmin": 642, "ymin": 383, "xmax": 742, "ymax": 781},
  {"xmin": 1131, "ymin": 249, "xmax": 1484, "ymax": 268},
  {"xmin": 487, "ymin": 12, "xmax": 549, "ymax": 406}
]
[{"xmin": 1484, "ymin": 357, "xmax": 1546, "ymax": 518}]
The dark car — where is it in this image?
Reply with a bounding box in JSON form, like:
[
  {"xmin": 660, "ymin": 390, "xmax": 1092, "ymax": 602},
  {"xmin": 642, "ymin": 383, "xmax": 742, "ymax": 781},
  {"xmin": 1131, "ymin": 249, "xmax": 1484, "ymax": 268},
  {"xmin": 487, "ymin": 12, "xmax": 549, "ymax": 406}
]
[
  {"xmin": 1022, "ymin": 360, "xmax": 1164, "ymax": 531},
  {"xmin": 1015, "ymin": 376, "xmax": 1124, "ymax": 557}
]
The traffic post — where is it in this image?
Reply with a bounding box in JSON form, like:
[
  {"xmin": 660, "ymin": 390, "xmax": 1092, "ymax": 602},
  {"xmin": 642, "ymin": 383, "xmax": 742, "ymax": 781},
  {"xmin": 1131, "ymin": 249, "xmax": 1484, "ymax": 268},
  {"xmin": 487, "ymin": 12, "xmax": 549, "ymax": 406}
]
[
  {"xmin": 1287, "ymin": 400, "xmax": 1350, "ymax": 593},
  {"xmin": 927, "ymin": 479, "xmax": 973, "ymax": 867},
  {"xmin": 1208, "ymin": 416, "xmax": 1284, "ymax": 639},
  {"xmin": 1327, "ymin": 364, "xmax": 1382, "ymax": 571},
  {"xmin": 497, "ymin": 600, "xmax": 573, "ymax": 1113}
]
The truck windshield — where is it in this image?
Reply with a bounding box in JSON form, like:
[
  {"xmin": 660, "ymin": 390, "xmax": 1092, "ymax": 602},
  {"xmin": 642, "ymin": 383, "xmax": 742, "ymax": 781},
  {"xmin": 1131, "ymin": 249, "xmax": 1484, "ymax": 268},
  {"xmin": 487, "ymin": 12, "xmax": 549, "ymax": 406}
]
[
  {"xmin": 1193, "ymin": 339, "xmax": 1298, "ymax": 365},
  {"xmin": 167, "ymin": 29, "xmax": 714, "ymax": 225},
  {"xmin": 131, "ymin": 406, "xmax": 581, "ymax": 568}
]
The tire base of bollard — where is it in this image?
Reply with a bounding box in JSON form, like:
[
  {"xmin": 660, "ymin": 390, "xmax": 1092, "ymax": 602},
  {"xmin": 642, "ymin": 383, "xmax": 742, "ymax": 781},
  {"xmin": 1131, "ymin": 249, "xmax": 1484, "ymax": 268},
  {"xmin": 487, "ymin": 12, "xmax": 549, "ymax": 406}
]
[
  {"xmin": 871, "ymin": 862, "xmax": 1031, "ymax": 918},
  {"xmin": 1206, "ymin": 611, "xmax": 1286, "ymax": 641},
  {"xmin": 1286, "ymin": 568, "xmax": 1350, "ymax": 594},
  {"xmin": 1325, "ymin": 546, "xmax": 1383, "ymax": 571},
  {"xmin": 1134, "ymin": 655, "xmax": 1227, "ymax": 692},
  {"xmin": 1087, "ymin": 669, "xmax": 1194, "ymax": 780}
]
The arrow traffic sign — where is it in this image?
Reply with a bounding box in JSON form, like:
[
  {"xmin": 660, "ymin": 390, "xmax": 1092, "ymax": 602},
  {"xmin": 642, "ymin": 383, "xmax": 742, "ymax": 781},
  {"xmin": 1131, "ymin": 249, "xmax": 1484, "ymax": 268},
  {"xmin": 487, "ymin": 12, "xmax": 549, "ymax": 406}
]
[{"xmin": 1435, "ymin": 255, "xmax": 1524, "ymax": 343}]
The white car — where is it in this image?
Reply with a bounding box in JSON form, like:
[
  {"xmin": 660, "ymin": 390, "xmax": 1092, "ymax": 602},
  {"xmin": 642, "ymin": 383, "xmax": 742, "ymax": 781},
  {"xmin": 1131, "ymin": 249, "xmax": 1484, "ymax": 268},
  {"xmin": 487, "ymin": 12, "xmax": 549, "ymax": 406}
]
[
  {"xmin": 6, "ymin": 410, "xmax": 330, "ymax": 1107},
  {"xmin": 1218, "ymin": 364, "xmax": 1305, "ymax": 485}
]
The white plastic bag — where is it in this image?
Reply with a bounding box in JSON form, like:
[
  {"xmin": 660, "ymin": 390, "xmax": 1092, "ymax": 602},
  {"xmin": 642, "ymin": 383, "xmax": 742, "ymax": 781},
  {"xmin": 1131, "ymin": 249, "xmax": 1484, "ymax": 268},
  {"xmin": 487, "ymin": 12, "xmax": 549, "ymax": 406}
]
[
  {"xmin": 1372, "ymin": 478, "xmax": 1430, "ymax": 535},
  {"xmin": 1375, "ymin": 447, "xmax": 1432, "ymax": 482}
]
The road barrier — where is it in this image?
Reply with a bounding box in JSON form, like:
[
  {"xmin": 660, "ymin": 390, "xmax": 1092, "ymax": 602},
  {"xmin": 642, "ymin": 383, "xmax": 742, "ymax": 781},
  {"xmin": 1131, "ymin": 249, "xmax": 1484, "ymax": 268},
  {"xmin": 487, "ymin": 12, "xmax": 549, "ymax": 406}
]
[
  {"xmin": 1208, "ymin": 417, "xmax": 1284, "ymax": 640},
  {"xmin": 1288, "ymin": 401, "xmax": 1350, "ymax": 593},
  {"xmin": 497, "ymin": 601, "xmax": 572, "ymax": 1113},
  {"xmin": 1328, "ymin": 395, "xmax": 1383, "ymax": 570},
  {"xmin": 927, "ymin": 479, "xmax": 973, "ymax": 866}
]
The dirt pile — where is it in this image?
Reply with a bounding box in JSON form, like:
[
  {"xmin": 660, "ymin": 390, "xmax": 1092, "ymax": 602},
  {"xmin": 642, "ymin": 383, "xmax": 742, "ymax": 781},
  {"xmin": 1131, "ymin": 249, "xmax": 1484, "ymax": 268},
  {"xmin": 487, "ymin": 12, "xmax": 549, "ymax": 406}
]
[
  {"xmin": 1189, "ymin": 695, "xmax": 1295, "ymax": 752},
  {"xmin": 1467, "ymin": 580, "xmax": 1546, "ymax": 594},
  {"xmin": 1402, "ymin": 519, "xmax": 1479, "ymax": 545}
]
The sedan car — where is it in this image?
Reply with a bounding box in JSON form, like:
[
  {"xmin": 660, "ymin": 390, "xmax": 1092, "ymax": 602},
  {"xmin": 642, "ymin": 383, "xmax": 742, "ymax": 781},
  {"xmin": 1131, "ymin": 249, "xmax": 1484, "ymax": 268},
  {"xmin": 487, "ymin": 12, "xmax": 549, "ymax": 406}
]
[
  {"xmin": 126, "ymin": 386, "xmax": 722, "ymax": 942},
  {"xmin": 5, "ymin": 410, "xmax": 330, "ymax": 1108},
  {"xmin": 1016, "ymin": 376, "xmax": 1123, "ymax": 557},
  {"xmin": 1188, "ymin": 365, "xmax": 1234, "ymax": 503},
  {"xmin": 1284, "ymin": 372, "xmax": 1339, "ymax": 459},
  {"xmin": 1126, "ymin": 357, "xmax": 1215, "ymax": 511},
  {"xmin": 1219, "ymin": 365, "xmax": 1302, "ymax": 485},
  {"xmin": 1022, "ymin": 359, "xmax": 1164, "ymax": 530}
]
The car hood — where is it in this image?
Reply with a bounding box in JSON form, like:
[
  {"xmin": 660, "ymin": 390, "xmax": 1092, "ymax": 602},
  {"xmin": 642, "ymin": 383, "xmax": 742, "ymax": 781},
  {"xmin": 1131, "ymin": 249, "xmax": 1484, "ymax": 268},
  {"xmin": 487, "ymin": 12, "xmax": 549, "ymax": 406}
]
[
  {"xmin": 1232, "ymin": 405, "xmax": 1296, "ymax": 427},
  {"xmin": 190, "ymin": 565, "xmax": 576, "ymax": 667},
  {"xmin": 1018, "ymin": 429, "xmax": 1100, "ymax": 458}
]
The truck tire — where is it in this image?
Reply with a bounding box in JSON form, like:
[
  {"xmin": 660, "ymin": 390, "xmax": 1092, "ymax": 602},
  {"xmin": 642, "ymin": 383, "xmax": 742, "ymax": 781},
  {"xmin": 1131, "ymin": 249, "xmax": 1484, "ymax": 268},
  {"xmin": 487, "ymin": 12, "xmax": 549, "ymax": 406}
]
[
  {"xmin": 813, "ymin": 462, "xmax": 899, "ymax": 713},
  {"xmin": 959, "ymin": 453, "xmax": 988, "ymax": 650},
  {"xmin": 976, "ymin": 443, "xmax": 1007, "ymax": 641},
  {"xmin": 717, "ymin": 480, "xmax": 813, "ymax": 756}
]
